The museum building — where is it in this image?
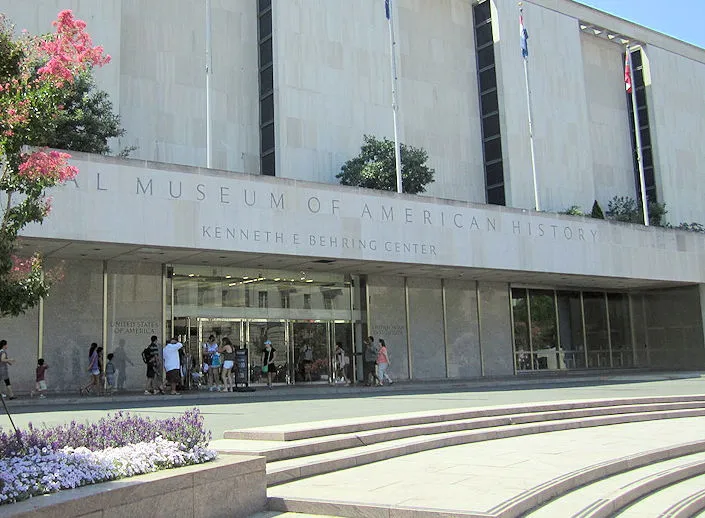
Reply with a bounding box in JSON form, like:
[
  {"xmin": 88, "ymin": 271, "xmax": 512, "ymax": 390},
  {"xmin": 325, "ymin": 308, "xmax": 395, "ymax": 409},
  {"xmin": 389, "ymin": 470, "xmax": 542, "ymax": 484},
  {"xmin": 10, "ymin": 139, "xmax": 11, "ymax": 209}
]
[{"xmin": 1, "ymin": 0, "xmax": 704, "ymax": 393}]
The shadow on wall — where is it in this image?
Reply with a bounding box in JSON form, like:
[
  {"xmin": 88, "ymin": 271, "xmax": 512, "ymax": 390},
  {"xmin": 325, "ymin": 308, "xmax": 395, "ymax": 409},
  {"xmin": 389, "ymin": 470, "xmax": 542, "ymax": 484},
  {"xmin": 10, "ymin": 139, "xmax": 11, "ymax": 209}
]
[{"xmin": 112, "ymin": 339, "xmax": 134, "ymax": 389}]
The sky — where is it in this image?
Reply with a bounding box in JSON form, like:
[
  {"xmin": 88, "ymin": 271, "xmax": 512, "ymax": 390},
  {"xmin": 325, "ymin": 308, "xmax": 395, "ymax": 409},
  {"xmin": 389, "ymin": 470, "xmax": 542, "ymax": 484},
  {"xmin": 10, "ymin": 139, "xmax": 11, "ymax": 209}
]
[{"xmin": 575, "ymin": 0, "xmax": 705, "ymax": 49}]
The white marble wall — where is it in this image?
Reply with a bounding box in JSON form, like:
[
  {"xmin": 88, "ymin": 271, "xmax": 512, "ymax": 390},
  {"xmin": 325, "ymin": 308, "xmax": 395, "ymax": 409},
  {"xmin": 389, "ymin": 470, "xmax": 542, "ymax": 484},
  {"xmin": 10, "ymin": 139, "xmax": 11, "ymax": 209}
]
[
  {"xmin": 580, "ymin": 34, "xmax": 635, "ymax": 207},
  {"xmin": 367, "ymin": 275, "xmax": 409, "ymax": 380},
  {"xmin": 494, "ymin": 0, "xmax": 594, "ymax": 212},
  {"xmin": 445, "ymin": 280, "xmax": 481, "ymax": 378},
  {"xmin": 478, "ymin": 281, "xmax": 513, "ymax": 376},
  {"xmin": 407, "ymin": 277, "xmax": 445, "ymax": 379},
  {"xmin": 646, "ymin": 45, "xmax": 705, "ymax": 225},
  {"xmin": 273, "ymin": 0, "xmax": 485, "ymax": 203}
]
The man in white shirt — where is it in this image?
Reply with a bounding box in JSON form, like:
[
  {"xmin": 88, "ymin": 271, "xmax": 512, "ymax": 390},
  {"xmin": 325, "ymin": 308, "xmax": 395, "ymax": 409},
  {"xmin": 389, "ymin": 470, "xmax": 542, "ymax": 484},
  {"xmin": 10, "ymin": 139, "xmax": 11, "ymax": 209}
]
[{"xmin": 163, "ymin": 338, "xmax": 183, "ymax": 395}]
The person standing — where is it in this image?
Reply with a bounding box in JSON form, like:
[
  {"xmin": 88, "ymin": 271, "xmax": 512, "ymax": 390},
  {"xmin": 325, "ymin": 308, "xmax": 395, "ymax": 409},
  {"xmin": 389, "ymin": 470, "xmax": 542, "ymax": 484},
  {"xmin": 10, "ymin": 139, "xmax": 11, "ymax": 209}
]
[
  {"xmin": 31, "ymin": 358, "xmax": 48, "ymax": 398},
  {"xmin": 105, "ymin": 353, "xmax": 117, "ymax": 394},
  {"xmin": 163, "ymin": 337, "xmax": 183, "ymax": 395},
  {"xmin": 363, "ymin": 336, "xmax": 379, "ymax": 387},
  {"xmin": 221, "ymin": 337, "xmax": 236, "ymax": 392},
  {"xmin": 377, "ymin": 338, "xmax": 393, "ymax": 385},
  {"xmin": 203, "ymin": 335, "xmax": 221, "ymax": 391},
  {"xmin": 261, "ymin": 340, "xmax": 276, "ymax": 389},
  {"xmin": 80, "ymin": 343, "xmax": 102, "ymax": 396},
  {"xmin": 0, "ymin": 340, "xmax": 15, "ymax": 400},
  {"xmin": 334, "ymin": 342, "xmax": 350, "ymax": 384},
  {"xmin": 300, "ymin": 342, "xmax": 314, "ymax": 382},
  {"xmin": 142, "ymin": 335, "xmax": 162, "ymax": 395}
]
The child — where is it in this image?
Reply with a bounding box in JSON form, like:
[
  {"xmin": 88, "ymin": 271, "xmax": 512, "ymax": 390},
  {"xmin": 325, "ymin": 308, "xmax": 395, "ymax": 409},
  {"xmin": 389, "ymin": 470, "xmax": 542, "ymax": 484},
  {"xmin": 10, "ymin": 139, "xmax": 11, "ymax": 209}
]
[
  {"xmin": 32, "ymin": 358, "xmax": 48, "ymax": 399},
  {"xmin": 105, "ymin": 353, "xmax": 117, "ymax": 394}
]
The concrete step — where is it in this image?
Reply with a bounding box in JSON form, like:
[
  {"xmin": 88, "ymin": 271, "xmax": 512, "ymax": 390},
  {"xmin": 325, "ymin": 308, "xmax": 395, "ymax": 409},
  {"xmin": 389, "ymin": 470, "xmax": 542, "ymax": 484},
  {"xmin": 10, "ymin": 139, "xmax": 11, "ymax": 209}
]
[
  {"xmin": 264, "ymin": 408, "xmax": 705, "ymax": 486},
  {"xmin": 527, "ymin": 452, "xmax": 705, "ymax": 517},
  {"xmin": 212, "ymin": 399, "xmax": 705, "ymax": 463},
  {"xmin": 224, "ymin": 395, "xmax": 705, "ymax": 441},
  {"xmin": 617, "ymin": 472, "xmax": 705, "ymax": 517},
  {"xmin": 267, "ymin": 439, "xmax": 705, "ymax": 518}
]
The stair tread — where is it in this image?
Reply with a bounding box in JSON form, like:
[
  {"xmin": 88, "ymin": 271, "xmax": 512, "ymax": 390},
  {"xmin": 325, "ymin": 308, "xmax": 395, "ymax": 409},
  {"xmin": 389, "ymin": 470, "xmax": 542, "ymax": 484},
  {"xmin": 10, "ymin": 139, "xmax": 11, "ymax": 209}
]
[
  {"xmin": 617, "ymin": 472, "xmax": 705, "ymax": 517},
  {"xmin": 527, "ymin": 451, "xmax": 705, "ymax": 517}
]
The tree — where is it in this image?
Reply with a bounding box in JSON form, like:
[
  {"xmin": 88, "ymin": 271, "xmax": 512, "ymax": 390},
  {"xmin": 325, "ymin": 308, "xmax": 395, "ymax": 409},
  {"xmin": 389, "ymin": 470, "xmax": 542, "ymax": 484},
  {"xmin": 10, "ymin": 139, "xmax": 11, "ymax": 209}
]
[
  {"xmin": 0, "ymin": 10, "xmax": 110, "ymax": 317},
  {"xmin": 43, "ymin": 72, "xmax": 131, "ymax": 156},
  {"xmin": 605, "ymin": 195, "xmax": 667, "ymax": 227},
  {"xmin": 590, "ymin": 200, "xmax": 605, "ymax": 219},
  {"xmin": 336, "ymin": 135, "xmax": 435, "ymax": 194}
]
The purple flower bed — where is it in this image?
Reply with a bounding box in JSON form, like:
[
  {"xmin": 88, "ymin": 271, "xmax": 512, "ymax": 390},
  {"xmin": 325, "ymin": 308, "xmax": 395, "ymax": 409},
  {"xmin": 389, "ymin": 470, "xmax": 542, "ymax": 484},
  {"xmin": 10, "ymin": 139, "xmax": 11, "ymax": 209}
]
[{"xmin": 0, "ymin": 409, "xmax": 217, "ymax": 505}]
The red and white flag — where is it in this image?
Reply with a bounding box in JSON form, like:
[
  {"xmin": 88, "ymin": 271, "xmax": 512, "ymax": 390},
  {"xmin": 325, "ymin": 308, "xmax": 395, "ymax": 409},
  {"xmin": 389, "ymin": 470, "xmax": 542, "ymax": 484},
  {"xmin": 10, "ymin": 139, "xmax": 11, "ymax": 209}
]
[{"xmin": 624, "ymin": 52, "xmax": 633, "ymax": 94}]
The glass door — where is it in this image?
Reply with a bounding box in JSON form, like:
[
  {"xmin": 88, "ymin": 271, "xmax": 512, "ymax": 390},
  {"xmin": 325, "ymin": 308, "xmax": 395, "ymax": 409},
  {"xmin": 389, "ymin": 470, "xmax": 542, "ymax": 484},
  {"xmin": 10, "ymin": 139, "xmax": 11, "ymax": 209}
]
[
  {"xmin": 247, "ymin": 321, "xmax": 288, "ymax": 385},
  {"xmin": 290, "ymin": 321, "xmax": 331, "ymax": 383}
]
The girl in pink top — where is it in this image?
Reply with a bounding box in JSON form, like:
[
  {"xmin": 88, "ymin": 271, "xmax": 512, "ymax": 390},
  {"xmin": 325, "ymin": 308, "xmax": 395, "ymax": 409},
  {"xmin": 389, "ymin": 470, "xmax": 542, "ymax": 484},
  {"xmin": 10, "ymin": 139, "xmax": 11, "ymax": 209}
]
[{"xmin": 376, "ymin": 339, "xmax": 393, "ymax": 385}]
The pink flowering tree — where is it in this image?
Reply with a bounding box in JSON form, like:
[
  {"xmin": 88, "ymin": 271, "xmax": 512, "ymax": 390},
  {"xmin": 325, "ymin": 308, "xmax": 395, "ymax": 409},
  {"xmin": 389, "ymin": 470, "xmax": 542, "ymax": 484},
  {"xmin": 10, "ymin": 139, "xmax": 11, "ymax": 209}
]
[{"xmin": 0, "ymin": 11, "xmax": 110, "ymax": 317}]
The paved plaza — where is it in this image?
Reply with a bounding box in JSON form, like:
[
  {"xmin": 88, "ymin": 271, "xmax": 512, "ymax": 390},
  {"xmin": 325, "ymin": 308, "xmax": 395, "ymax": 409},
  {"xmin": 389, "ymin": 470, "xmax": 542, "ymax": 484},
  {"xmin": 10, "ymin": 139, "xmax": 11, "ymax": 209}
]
[{"xmin": 3, "ymin": 372, "xmax": 705, "ymax": 517}]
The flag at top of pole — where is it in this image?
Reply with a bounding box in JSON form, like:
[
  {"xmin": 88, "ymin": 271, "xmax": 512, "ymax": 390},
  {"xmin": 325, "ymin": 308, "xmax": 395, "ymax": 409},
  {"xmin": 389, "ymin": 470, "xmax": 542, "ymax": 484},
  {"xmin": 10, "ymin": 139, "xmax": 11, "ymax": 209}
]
[
  {"xmin": 624, "ymin": 51, "xmax": 633, "ymax": 93},
  {"xmin": 385, "ymin": 0, "xmax": 391, "ymax": 19},
  {"xmin": 520, "ymin": 11, "xmax": 529, "ymax": 59}
]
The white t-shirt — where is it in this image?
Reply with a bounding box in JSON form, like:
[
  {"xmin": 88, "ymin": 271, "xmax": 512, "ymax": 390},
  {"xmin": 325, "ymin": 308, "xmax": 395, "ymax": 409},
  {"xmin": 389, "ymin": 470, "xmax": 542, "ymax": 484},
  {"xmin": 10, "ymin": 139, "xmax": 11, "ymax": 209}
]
[{"xmin": 163, "ymin": 342, "xmax": 183, "ymax": 371}]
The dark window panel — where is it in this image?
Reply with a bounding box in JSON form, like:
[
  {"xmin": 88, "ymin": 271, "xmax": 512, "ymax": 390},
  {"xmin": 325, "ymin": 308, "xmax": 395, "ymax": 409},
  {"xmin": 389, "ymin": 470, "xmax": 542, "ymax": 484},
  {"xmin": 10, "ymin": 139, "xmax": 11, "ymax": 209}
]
[
  {"xmin": 258, "ymin": 9, "xmax": 272, "ymax": 40},
  {"xmin": 643, "ymin": 166, "xmax": 655, "ymax": 187},
  {"xmin": 485, "ymin": 161, "xmax": 504, "ymax": 186},
  {"xmin": 473, "ymin": 1, "xmax": 491, "ymax": 23},
  {"xmin": 261, "ymin": 122, "xmax": 275, "ymax": 153},
  {"xmin": 634, "ymin": 71, "xmax": 645, "ymax": 88},
  {"xmin": 482, "ymin": 113, "xmax": 500, "ymax": 138},
  {"xmin": 260, "ymin": 94, "xmax": 274, "ymax": 124},
  {"xmin": 477, "ymin": 45, "xmax": 495, "ymax": 69},
  {"xmin": 260, "ymin": 65, "xmax": 273, "ymax": 94},
  {"xmin": 639, "ymin": 128, "xmax": 651, "ymax": 147},
  {"xmin": 258, "ymin": 0, "xmax": 271, "ymax": 13},
  {"xmin": 487, "ymin": 185, "xmax": 505, "ymax": 205},
  {"xmin": 259, "ymin": 37, "xmax": 272, "ymax": 67},
  {"xmin": 480, "ymin": 89, "xmax": 498, "ymax": 114},
  {"xmin": 475, "ymin": 21, "xmax": 493, "ymax": 47},
  {"xmin": 479, "ymin": 67, "xmax": 497, "ymax": 93},
  {"xmin": 261, "ymin": 152, "xmax": 275, "ymax": 176},
  {"xmin": 483, "ymin": 137, "xmax": 502, "ymax": 161},
  {"xmin": 642, "ymin": 149, "xmax": 653, "ymax": 169},
  {"xmin": 635, "ymin": 87, "xmax": 646, "ymax": 106},
  {"xmin": 631, "ymin": 50, "xmax": 642, "ymax": 68}
]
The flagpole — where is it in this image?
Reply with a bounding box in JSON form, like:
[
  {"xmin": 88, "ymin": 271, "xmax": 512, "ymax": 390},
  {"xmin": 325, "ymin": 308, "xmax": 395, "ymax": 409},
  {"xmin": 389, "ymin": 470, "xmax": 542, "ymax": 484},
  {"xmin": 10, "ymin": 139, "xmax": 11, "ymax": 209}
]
[
  {"xmin": 205, "ymin": 0, "xmax": 213, "ymax": 169},
  {"xmin": 386, "ymin": 0, "xmax": 403, "ymax": 194},
  {"xmin": 520, "ymin": 5, "xmax": 539, "ymax": 211},
  {"xmin": 626, "ymin": 46, "xmax": 649, "ymax": 226}
]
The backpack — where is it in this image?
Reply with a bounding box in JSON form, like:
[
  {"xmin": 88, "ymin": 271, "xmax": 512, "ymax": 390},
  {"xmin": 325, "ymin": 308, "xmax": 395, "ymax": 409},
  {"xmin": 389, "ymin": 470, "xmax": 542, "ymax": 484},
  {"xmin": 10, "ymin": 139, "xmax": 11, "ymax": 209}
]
[{"xmin": 141, "ymin": 347, "xmax": 151, "ymax": 364}]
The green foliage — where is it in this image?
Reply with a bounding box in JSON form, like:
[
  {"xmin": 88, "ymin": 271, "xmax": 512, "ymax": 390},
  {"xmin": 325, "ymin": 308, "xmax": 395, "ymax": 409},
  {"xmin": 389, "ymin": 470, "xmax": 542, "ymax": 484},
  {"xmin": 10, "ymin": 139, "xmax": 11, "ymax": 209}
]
[
  {"xmin": 42, "ymin": 73, "xmax": 132, "ymax": 156},
  {"xmin": 561, "ymin": 205, "xmax": 584, "ymax": 216},
  {"xmin": 337, "ymin": 135, "xmax": 435, "ymax": 194},
  {"xmin": 677, "ymin": 222, "xmax": 705, "ymax": 233},
  {"xmin": 590, "ymin": 200, "xmax": 605, "ymax": 219},
  {"xmin": 605, "ymin": 195, "xmax": 667, "ymax": 227}
]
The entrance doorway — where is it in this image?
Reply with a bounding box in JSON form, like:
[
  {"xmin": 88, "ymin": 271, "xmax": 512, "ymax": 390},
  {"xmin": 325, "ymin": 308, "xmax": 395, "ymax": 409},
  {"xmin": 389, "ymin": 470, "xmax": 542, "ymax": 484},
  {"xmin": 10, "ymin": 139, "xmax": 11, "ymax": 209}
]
[{"xmin": 174, "ymin": 317, "xmax": 354, "ymax": 387}]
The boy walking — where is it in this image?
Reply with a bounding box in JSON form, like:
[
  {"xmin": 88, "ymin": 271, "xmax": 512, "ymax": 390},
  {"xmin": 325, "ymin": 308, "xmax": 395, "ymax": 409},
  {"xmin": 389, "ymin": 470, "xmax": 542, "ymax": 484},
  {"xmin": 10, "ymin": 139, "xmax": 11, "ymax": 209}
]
[
  {"xmin": 31, "ymin": 358, "xmax": 48, "ymax": 398},
  {"xmin": 105, "ymin": 353, "xmax": 117, "ymax": 394}
]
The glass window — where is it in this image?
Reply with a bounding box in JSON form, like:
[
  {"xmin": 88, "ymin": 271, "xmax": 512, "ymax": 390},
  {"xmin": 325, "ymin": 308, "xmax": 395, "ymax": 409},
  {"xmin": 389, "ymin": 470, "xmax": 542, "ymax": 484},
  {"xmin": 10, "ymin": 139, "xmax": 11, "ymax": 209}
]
[
  {"xmin": 529, "ymin": 290, "xmax": 557, "ymax": 370},
  {"xmin": 608, "ymin": 293, "xmax": 632, "ymax": 367},
  {"xmin": 512, "ymin": 289, "xmax": 530, "ymax": 371},
  {"xmin": 261, "ymin": 122, "xmax": 275, "ymax": 153},
  {"xmin": 482, "ymin": 113, "xmax": 500, "ymax": 138},
  {"xmin": 486, "ymin": 186, "xmax": 505, "ymax": 205},
  {"xmin": 473, "ymin": 1, "xmax": 491, "ymax": 23},
  {"xmin": 303, "ymin": 294, "xmax": 311, "ymax": 309},
  {"xmin": 260, "ymin": 65, "xmax": 273, "ymax": 94},
  {"xmin": 481, "ymin": 90, "xmax": 498, "ymax": 114},
  {"xmin": 475, "ymin": 22, "xmax": 493, "ymax": 47},
  {"xmin": 476, "ymin": 45, "xmax": 495, "ymax": 70},
  {"xmin": 483, "ymin": 136, "xmax": 502, "ymax": 162},
  {"xmin": 479, "ymin": 67, "xmax": 497, "ymax": 94},
  {"xmin": 259, "ymin": 37, "xmax": 272, "ymax": 68},
  {"xmin": 260, "ymin": 94, "xmax": 274, "ymax": 124},
  {"xmin": 258, "ymin": 291, "xmax": 268, "ymax": 308},
  {"xmin": 261, "ymin": 152, "xmax": 275, "ymax": 176},
  {"xmin": 583, "ymin": 292, "xmax": 609, "ymax": 368},
  {"xmin": 557, "ymin": 291, "xmax": 585, "ymax": 369},
  {"xmin": 258, "ymin": 10, "xmax": 272, "ymax": 40},
  {"xmin": 485, "ymin": 161, "xmax": 503, "ymax": 187},
  {"xmin": 258, "ymin": 0, "xmax": 271, "ymax": 13}
]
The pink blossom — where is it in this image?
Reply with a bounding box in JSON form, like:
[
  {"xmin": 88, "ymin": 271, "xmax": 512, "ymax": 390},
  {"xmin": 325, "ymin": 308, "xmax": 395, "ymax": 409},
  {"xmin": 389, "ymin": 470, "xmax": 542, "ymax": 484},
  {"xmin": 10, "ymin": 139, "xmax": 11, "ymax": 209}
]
[
  {"xmin": 17, "ymin": 150, "xmax": 78, "ymax": 183},
  {"xmin": 37, "ymin": 10, "xmax": 110, "ymax": 85}
]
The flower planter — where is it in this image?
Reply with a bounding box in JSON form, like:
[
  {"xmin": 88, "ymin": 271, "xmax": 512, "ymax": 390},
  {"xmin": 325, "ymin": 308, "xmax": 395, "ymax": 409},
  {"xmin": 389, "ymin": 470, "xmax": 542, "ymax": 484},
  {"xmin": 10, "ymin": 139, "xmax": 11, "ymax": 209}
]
[{"xmin": 0, "ymin": 454, "xmax": 266, "ymax": 518}]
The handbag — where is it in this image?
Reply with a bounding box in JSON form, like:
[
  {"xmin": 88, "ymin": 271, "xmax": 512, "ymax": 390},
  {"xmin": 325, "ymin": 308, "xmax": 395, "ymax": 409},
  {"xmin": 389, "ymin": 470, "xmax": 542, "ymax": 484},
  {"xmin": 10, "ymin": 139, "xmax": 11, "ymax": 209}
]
[{"xmin": 262, "ymin": 364, "xmax": 269, "ymax": 373}]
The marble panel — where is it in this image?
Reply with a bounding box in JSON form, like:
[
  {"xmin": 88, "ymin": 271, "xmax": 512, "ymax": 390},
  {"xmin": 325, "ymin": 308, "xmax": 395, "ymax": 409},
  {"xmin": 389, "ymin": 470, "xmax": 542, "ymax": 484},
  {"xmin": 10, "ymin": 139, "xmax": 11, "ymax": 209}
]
[
  {"xmin": 367, "ymin": 275, "xmax": 409, "ymax": 380},
  {"xmin": 445, "ymin": 280, "xmax": 481, "ymax": 378},
  {"xmin": 479, "ymin": 281, "xmax": 513, "ymax": 376},
  {"xmin": 407, "ymin": 277, "xmax": 445, "ymax": 379}
]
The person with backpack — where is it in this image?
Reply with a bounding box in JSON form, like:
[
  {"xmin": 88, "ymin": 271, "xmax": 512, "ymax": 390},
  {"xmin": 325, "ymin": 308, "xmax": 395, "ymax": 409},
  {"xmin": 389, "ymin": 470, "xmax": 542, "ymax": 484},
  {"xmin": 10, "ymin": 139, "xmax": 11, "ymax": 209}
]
[{"xmin": 142, "ymin": 335, "xmax": 162, "ymax": 395}]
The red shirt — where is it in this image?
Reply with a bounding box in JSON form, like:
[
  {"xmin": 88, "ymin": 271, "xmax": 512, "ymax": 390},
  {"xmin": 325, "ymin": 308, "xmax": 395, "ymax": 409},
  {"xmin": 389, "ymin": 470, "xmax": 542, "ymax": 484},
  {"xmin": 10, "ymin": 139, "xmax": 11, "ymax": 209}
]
[{"xmin": 36, "ymin": 365, "xmax": 48, "ymax": 382}]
